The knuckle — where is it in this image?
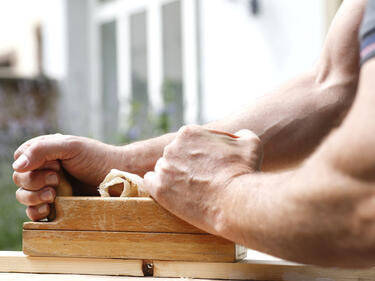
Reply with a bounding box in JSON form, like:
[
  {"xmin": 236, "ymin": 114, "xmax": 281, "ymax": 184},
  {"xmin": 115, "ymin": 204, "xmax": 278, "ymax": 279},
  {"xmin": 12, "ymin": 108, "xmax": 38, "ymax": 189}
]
[
  {"xmin": 163, "ymin": 144, "xmax": 174, "ymax": 158},
  {"xmin": 155, "ymin": 158, "xmax": 170, "ymax": 176},
  {"xmin": 27, "ymin": 204, "xmax": 49, "ymax": 221},
  {"xmin": 25, "ymin": 171, "xmax": 45, "ymax": 189},
  {"xmin": 12, "ymin": 172, "xmax": 20, "ymax": 186},
  {"xmin": 16, "ymin": 188, "xmax": 35, "ymax": 206},
  {"xmin": 26, "ymin": 207, "xmax": 39, "ymax": 221},
  {"xmin": 178, "ymin": 125, "xmax": 190, "ymax": 135},
  {"xmin": 13, "ymin": 150, "xmax": 19, "ymax": 160},
  {"xmin": 178, "ymin": 125, "xmax": 200, "ymax": 138},
  {"xmin": 154, "ymin": 158, "xmax": 163, "ymax": 173},
  {"xmin": 29, "ymin": 139, "xmax": 45, "ymax": 155},
  {"xmin": 62, "ymin": 135, "xmax": 82, "ymax": 152},
  {"xmin": 20, "ymin": 189, "xmax": 40, "ymax": 206},
  {"xmin": 159, "ymin": 160, "xmax": 170, "ymax": 174},
  {"xmin": 15, "ymin": 188, "xmax": 23, "ymax": 203}
]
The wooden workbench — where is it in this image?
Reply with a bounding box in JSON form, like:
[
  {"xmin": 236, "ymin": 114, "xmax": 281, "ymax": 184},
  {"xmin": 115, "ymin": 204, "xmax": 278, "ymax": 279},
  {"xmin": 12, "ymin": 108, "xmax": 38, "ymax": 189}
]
[
  {"xmin": 1, "ymin": 251, "xmax": 375, "ymax": 280},
  {"xmin": 0, "ymin": 274, "xmax": 213, "ymax": 281}
]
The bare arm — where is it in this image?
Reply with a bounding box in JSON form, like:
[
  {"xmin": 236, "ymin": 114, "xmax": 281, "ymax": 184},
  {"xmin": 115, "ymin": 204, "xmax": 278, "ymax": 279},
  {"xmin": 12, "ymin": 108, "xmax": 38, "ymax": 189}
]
[
  {"xmin": 216, "ymin": 59, "xmax": 375, "ymax": 268},
  {"xmin": 143, "ymin": 56, "xmax": 375, "ymax": 269},
  {"xmin": 11, "ymin": 0, "xmax": 365, "ymax": 222},
  {"xmin": 124, "ymin": 0, "xmax": 364, "ymax": 174}
]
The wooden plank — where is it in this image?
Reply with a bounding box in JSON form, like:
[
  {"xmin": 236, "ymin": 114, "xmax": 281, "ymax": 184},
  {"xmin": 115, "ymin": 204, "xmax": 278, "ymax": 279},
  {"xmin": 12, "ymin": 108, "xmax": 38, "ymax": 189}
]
[
  {"xmin": 154, "ymin": 260, "xmax": 375, "ymax": 281},
  {"xmin": 0, "ymin": 251, "xmax": 143, "ymax": 276},
  {"xmin": 0, "ymin": 274, "xmax": 141, "ymax": 281},
  {"xmin": 0, "ymin": 273, "xmax": 215, "ymax": 281},
  {"xmin": 2, "ymin": 252, "xmax": 375, "ymax": 281},
  {"xmin": 23, "ymin": 230, "xmax": 239, "ymax": 262},
  {"xmin": 23, "ymin": 197, "xmax": 203, "ymax": 234}
]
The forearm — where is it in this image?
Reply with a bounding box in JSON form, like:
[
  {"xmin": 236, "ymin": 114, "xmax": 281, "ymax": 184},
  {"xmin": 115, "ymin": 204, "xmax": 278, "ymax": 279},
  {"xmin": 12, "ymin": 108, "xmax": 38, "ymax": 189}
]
[
  {"xmin": 220, "ymin": 65, "xmax": 375, "ymax": 267},
  {"xmin": 220, "ymin": 17, "xmax": 375, "ymax": 267},
  {"xmin": 219, "ymin": 151, "xmax": 373, "ymax": 268},
  {"xmin": 205, "ymin": 69, "xmax": 355, "ymax": 171},
  {"xmin": 122, "ymin": 69, "xmax": 355, "ymax": 175},
  {"xmin": 207, "ymin": 0, "xmax": 363, "ymax": 170},
  {"xmin": 119, "ymin": 0, "xmax": 363, "ymax": 175}
]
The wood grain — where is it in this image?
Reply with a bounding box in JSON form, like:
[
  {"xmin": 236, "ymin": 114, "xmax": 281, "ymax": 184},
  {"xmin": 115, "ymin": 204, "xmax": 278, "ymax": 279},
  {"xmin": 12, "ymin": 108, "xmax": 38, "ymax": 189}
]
[
  {"xmin": 2, "ymin": 251, "xmax": 375, "ymax": 280},
  {"xmin": 153, "ymin": 260, "xmax": 375, "ymax": 280},
  {"xmin": 23, "ymin": 230, "xmax": 240, "ymax": 262},
  {"xmin": 23, "ymin": 197, "xmax": 203, "ymax": 234},
  {"xmin": 0, "ymin": 251, "xmax": 142, "ymax": 276},
  {"xmin": 0, "ymin": 273, "xmax": 214, "ymax": 281}
]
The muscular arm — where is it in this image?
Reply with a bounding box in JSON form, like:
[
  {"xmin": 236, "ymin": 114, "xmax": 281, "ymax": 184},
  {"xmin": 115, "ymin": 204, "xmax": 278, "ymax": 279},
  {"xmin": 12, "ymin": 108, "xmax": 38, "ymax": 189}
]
[
  {"xmin": 217, "ymin": 60, "xmax": 375, "ymax": 268},
  {"xmin": 11, "ymin": 0, "xmax": 366, "ymax": 222},
  {"xmin": 123, "ymin": 0, "xmax": 364, "ymax": 174}
]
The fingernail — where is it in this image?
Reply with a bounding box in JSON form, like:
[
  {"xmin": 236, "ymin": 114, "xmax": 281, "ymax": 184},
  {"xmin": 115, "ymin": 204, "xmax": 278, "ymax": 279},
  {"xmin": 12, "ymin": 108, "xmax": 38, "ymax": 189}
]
[
  {"xmin": 38, "ymin": 204, "xmax": 48, "ymax": 214},
  {"xmin": 45, "ymin": 174, "xmax": 58, "ymax": 185},
  {"xmin": 12, "ymin": 154, "xmax": 29, "ymax": 170},
  {"xmin": 41, "ymin": 190, "xmax": 53, "ymax": 202}
]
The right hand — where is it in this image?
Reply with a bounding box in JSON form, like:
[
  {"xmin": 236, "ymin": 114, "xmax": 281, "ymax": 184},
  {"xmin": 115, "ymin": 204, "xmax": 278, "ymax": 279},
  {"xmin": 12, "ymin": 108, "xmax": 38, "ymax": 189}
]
[{"xmin": 12, "ymin": 134, "xmax": 123, "ymax": 221}]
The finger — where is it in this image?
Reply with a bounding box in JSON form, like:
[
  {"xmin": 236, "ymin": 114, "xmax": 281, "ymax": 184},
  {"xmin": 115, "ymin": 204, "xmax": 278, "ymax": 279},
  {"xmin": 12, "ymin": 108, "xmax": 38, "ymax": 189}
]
[
  {"xmin": 40, "ymin": 160, "xmax": 61, "ymax": 172},
  {"xmin": 26, "ymin": 204, "xmax": 50, "ymax": 221},
  {"xmin": 13, "ymin": 170, "xmax": 59, "ymax": 191},
  {"xmin": 14, "ymin": 135, "xmax": 48, "ymax": 160},
  {"xmin": 16, "ymin": 187, "xmax": 56, "ymax": 206},
  {"xmin": 154, "ymin": 157, "xmax": 166, "ymax": 174},
  {"xmin": 143, "ymin": 171, "xmax": 163, "ymax": 200},
  {"xmin": 12, "ymin": 135, "xmax": 77, "ymax": 172},
  {"xmin": 14, "ymin": 134, "xmax": 64, "ymax": 160}
]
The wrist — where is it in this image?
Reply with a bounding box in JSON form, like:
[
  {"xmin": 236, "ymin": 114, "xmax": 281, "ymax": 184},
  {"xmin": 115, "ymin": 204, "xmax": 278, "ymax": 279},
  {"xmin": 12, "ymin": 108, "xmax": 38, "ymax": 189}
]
[
  {"xmin": 221, "ymin": 171, "xmax": 298, "ymax": 252},
  {"xmin": 113, "ymin": 143, "xmax": 140, "ymax": 175},
  {"xmin": 116, "ymin": 140, "xmax": 159, "ymax": 177},
  {"xmin": 214, "ymin": 173, "xmax": 264, "ymax": 245}
]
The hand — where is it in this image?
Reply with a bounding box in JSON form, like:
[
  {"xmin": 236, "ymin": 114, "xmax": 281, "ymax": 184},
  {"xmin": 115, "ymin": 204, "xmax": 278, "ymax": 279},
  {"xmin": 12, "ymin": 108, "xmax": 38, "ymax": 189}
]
[
  {"xmin": 12, "ymin": 134, "xmax": 123, "ymax": 221},
  {"xmin": 144, "ymin": 125, "xmax": 263, "ymax": 236}
]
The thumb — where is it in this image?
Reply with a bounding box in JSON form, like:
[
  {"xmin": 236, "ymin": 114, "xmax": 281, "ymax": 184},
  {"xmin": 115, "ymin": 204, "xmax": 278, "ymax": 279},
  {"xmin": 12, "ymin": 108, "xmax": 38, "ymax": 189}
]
[{"xmin": 12, "ymin": 136, "xmax": 79, "ymax": 172}]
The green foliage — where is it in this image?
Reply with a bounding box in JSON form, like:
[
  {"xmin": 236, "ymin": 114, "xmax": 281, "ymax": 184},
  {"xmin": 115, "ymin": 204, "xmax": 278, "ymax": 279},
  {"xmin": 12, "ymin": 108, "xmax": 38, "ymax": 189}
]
[
  {"xmin": 0, "ymin": 161, "xmax": 27, "ymax": 250},
  {"xmin": 118, "ymin": 100, "xmax": 175, "ymax": 144},
  {"xmin": 0, "ymin": 77, "xmax": 58, "ymax": 251},
  {"xmin": 118, "ymin": 79, "xmax": 184, "ymax": 144}
]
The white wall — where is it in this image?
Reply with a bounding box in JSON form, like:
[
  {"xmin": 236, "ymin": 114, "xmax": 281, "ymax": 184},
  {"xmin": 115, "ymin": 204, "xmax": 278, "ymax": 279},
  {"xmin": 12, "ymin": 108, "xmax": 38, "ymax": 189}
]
[
  {"xmin": 37, "ymin": 0, "xmax": 330, "ymax": 138},
  {"xmin": 42, "ymin": 0, "xmax": 67, "ymax": 80},
  {"xmin": 0, "ymin": 0, "xmax": 65, "ymax": 78},
  {"xmin": 200, "ymin": 0, "xmax": 326, "ymax": 122}
]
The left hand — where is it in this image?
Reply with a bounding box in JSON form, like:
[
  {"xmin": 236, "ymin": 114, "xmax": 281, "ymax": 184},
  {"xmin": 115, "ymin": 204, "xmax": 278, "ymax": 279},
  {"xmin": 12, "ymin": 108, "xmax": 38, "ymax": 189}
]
[{"xmin": 143, "ymin": 125, "xmax": 263, "ymax": 236}]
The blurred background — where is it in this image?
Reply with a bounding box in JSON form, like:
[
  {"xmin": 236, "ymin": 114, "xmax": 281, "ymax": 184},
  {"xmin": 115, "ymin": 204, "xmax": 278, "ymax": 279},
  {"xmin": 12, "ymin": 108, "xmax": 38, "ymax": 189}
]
[{"xmin": 0, "ymin": 0, "xmax": 342, "ymax": 250}]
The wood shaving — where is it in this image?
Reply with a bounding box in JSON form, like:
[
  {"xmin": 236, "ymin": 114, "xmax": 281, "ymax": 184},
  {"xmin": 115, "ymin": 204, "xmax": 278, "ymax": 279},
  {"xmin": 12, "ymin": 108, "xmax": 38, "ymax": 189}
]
[{"xmin": 97, "ymin": 169, "xmax": 149, "ymax": 197}]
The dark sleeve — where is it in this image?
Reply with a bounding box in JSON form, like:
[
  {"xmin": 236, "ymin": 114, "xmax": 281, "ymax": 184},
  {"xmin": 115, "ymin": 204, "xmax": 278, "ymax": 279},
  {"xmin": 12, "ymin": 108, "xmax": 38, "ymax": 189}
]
[{"xmin": 360, "ymin": 0, "xmax": 375, "ymax": 64}]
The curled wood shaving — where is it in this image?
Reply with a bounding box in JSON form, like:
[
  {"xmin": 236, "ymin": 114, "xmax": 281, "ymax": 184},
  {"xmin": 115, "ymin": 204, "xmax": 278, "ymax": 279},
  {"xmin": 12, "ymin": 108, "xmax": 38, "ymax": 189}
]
[{"xmin": 98, "ymin": 169, "xmax": 149, "ymax": 197}]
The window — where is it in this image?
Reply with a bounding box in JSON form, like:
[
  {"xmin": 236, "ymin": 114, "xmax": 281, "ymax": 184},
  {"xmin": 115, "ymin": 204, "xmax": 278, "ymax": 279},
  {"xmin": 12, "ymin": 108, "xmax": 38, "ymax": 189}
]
[
  {"xmin": 162, "ymin": 0, "xmax": 184, "ymax": 132},
  {"xmin": 100, "ymin": 20, "xmax": 119, "ymax": 142},
  {"xmin": 129, "ymin": 10, "xmax": 149, "ymax": 138},
  {"xmin": 83, "ymin": 0, "xmax": 201, "ymax": 142}
]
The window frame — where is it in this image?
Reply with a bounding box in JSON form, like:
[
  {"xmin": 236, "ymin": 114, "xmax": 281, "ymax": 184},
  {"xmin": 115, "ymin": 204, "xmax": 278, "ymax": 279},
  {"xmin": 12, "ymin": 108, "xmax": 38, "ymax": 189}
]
[{"xmin": 88, "ymin": 0, "xmax": 201, "ymax": 139}]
